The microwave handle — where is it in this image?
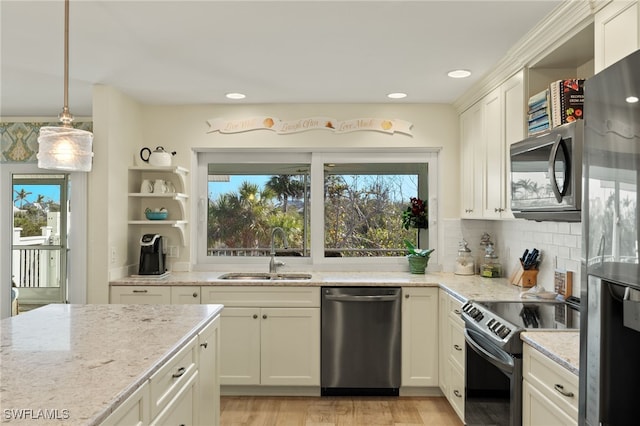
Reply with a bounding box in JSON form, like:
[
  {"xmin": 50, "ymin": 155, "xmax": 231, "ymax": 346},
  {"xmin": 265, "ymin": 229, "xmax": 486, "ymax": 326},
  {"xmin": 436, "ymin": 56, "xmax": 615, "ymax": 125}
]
[{"xmin": 548, "ymin": 134, "xmax": 571, "ymax": 203}]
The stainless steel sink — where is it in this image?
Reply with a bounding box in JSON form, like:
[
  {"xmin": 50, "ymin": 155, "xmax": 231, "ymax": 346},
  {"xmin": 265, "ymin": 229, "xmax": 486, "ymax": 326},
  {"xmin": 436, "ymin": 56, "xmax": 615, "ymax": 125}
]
[{"xmin": 218, "ymin": 272, "xmax": 312, "ymax": 281}]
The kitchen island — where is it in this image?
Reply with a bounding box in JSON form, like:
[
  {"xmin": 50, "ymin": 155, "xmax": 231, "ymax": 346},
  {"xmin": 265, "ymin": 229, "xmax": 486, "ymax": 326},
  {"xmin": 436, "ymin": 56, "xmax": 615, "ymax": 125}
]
[{"xmin": 0, "ymin": 303, "xmax": 223, "ymax": 425}]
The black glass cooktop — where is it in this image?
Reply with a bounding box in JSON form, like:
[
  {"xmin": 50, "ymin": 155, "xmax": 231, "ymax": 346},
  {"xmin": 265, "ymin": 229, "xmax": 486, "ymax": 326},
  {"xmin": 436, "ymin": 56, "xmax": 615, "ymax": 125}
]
[{"xmin": 477, "ymin": 298, "xmax": 580, "ymax": 331}]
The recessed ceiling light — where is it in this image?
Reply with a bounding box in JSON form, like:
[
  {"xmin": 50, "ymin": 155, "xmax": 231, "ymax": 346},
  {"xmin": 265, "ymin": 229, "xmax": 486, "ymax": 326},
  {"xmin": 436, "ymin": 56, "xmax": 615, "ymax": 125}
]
[
  {"xmin": 225, "ymin": 92, "xmax": 246, "ymax": 100},
  {"xmin": 447, "ymin": 69, "xmax": 472, "ymax": 79},
  {"xmin": 387, "ymin": 92, "xmax": 407, "ymax": 99},
  {"xmin": 626, "ymin": 96, "xmax": 639, "ymax": 103}
]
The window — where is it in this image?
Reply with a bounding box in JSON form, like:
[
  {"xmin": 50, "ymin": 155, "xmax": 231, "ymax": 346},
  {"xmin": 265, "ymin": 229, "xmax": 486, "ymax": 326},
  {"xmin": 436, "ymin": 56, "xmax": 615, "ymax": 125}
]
[{"xmin": 196, "ymin": 150, "xmax": 437, "ymax": 268}]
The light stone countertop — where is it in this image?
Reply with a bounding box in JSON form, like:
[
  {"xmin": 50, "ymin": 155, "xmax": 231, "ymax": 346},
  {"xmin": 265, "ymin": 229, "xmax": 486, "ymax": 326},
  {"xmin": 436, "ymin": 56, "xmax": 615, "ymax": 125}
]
[
  {"xmin": 0, "ymin": 303, "xmax": 223, "ymax": 425},
  {"xmin": 521, "ymin": 331, "xmax": 580, "ymax": 375}
]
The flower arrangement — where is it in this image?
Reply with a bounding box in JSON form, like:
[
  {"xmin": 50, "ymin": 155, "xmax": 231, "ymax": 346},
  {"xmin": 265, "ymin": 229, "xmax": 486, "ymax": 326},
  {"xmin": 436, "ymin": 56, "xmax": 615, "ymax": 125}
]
[{"xmin": 402, "ymin": 197, "xmax": 428, "ymax": 230}]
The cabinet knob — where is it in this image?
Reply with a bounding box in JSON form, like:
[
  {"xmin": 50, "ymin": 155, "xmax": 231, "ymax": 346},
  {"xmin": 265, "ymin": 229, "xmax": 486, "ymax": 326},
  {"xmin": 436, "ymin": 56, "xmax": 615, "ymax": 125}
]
[
  {"xmin": 263, "ymin": 314, "xmax": 267, "ymax": 319},
  {"xmin": 405, "ymin": 294, "xmax": 410, "ymax": 299},
  {"xmin": 253, "ymin": 314, "xmax": 258, "ymax": 319},
  {"xmin": 192, "ymin": 292, "xmax": 198, "ymax": 298}
]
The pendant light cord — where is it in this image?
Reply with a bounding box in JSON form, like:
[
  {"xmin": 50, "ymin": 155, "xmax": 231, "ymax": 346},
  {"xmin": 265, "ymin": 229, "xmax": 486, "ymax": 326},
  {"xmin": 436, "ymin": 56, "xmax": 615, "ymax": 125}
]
[{"xmin": 60, "ymin": 0, "xmax": 73, "ymax": 126}]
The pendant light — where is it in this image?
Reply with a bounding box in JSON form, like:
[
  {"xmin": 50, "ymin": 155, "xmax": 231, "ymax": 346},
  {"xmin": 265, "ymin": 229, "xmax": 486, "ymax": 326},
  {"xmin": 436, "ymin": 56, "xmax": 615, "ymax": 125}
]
[{"xmin": 37, "ymin": 0, "xmax": 93, "ymax": 172}]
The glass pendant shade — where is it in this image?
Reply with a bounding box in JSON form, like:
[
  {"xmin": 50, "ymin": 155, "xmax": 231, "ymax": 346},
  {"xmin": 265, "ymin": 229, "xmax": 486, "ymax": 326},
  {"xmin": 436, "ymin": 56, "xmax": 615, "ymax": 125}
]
[{"xmin": 37, "ymin": 126, "xmax": 94, "ymax": 172}]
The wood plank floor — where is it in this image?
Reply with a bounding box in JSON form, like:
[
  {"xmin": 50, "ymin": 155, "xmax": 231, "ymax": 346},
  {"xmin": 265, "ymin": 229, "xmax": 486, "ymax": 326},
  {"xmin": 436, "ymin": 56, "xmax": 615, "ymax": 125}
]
[{"xmin": 220, "ymin": 396, "xmax": 463, "ymax": 426}]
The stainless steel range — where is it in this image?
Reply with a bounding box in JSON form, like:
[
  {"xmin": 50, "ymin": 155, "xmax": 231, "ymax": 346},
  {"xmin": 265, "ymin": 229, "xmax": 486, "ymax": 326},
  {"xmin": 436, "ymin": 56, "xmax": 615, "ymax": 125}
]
[{"xmin": 461, "ymin": 298, "xmax": 580, "ymax": 426}]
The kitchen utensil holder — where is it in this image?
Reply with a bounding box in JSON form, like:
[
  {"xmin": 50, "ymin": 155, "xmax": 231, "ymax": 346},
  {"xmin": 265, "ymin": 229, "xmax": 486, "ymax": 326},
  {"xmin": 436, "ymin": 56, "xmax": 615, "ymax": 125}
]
[{"xmin": 509, "ymin": 261, "xmax": 538, "ymax": 288}]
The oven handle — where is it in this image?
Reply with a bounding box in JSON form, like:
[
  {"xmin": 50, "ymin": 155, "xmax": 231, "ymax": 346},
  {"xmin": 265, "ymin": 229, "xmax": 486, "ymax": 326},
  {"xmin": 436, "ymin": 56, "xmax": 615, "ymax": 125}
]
[{"xmin": 464, "ymin": 328, "xmax": 515, "ymax": 374}]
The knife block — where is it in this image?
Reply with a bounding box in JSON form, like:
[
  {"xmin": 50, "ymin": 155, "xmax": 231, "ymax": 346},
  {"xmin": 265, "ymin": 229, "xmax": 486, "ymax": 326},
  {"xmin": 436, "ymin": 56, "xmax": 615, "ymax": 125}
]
[{"xmin": 509, "ymin": 262, "xmax": 538, "ymax": 288}]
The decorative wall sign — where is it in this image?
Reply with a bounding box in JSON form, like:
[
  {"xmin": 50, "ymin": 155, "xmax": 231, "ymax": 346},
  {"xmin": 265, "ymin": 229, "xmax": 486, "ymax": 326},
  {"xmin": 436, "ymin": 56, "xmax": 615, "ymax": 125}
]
[{"xmin": 206, "ymin": 116, "xmax": 413, "ymax": 136}]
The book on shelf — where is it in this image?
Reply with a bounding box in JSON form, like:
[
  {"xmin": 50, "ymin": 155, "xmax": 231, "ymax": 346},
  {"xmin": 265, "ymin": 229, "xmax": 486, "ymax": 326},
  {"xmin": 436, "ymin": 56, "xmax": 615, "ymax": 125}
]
[
  {"xmin": 549, "ymin": 79, "xmax": 585, "ymax": 127},
  {"xmin": 528, "ymin": 89, "xmax": 549, "ymax": 109},
  {"xmin": 527, "ymin": 89, "xmax": 550, "ymax": 135}
]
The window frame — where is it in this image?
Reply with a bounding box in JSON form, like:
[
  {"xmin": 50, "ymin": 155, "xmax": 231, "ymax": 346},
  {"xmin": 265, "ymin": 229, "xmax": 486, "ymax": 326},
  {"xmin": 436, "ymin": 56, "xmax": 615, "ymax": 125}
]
[{"xmin": 192, "ymin": 148, "xmax": 439, "ymax": 271}]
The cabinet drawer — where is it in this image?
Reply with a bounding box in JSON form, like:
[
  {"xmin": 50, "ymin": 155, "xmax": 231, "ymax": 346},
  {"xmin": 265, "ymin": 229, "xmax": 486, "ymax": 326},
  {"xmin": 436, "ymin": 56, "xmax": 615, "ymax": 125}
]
[
  {"xmin": 448, "ymin": 295, "xmax": 464, "ymax": 326},
  {"xmin": 201, "ymin": 286, "xmax": 320, "ymax": 307},
  {"xmin": 523, "ymin": 344, "xmax": 578, "ymax": 420},
  {"xmin": 171, "ymin": 286, "xmax": 201, "ymax": 304},
  {"xmin": 101, "ymin": 381, "xmax": 149, "ymax": 426},
  {"xmin": 448, "ymin": 359, "xmax": 465, "ymax": 422},
  {"xmin": 150, "ymin": 371, "xmax": 197, "ymax": 426},
  {"xmin": 110, "ymin": 286, "xmax": 171, "ymax": 304},
  {"xmin": 149, "ymin": 336, "xmax": 197, "ymax": 418},
  {"xmin": 449, "ymin": 320, "xmax": 465, "ymax": 372}
]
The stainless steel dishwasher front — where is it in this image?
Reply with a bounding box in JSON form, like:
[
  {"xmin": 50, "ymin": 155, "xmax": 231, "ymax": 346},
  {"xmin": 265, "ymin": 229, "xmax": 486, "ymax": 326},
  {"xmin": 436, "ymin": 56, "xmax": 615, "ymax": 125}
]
[{"xmin": 321, "ymin": 286, "xmax": 401, "ymax": 396}]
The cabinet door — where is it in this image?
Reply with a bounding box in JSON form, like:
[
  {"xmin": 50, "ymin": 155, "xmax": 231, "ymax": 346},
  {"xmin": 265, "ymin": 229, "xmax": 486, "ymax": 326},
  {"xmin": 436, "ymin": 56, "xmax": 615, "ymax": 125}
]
[
  {"xmin": 101, "ymin": 381, "xmax": 149, "ymax": 426},
  {"xmin": 523, "ymin": 379, "xmax": 577, "ymax": 426},
  {"xmin": 150, "ymin": 371, "xmax": 197, "ymax": 426},
  {"xmin": 198, "ymin": 316, "xmax": 220, "ymax": 426},
  {"xmin": 110, "ymin": 286, "xmax": 171, "ymax": 304},
  {"xmin": 460, "ymin": 101, "xmax": 484, "ymax": 218},
  {"xmin": 401, "ymin": 287, "xmax": 438, "ymax": 387},
  {"xmin": 171, "ymin": 286, "xmax": 201, "ymax": 304},
  {"xmin": 438, "ymin": 290, "xmax": 450, "ymax": 394},
  {"xmin": 502, "ymin": 70, "xmax": 525, "ymax": 219},
  {"xmin": 483, "ymin": 87, "xmax": 504, "ymax": 218},
  {"xmin": 595, "ymin": 1, "xmax": 639, "ymax": 73},
  {"xmin": 260, "ymin": 307, "xmax": 320, "ymax": 386},
  {"xmin": 219, "ymin": 307, "xmax": 261, "ymax": 385},
  {"xmin": 448, "ymin": 359, "xmax": 465, "ymax": 423}
]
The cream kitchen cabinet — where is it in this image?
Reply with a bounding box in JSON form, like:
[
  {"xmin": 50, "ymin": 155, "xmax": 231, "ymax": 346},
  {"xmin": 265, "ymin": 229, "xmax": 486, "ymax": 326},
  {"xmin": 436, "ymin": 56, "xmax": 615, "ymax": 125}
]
[
  {"xmin": 522, "ymin": 343, "xmax": 578, "ymax": 426},
  {"xmin": 110, "ymin": 286, "xmax": 171, "ymax": 304},
  {"xmin": 201, "ymin": 286, "xmax": 320, "ymax": 389},
  {"xmin": 198, "ymin": 313, "xmax": 221, "ymax": 426},
  {"xmin": 438, "ymin": 290, "xmax": 450, "ymax": 396},
  {"xmin": 439, "ymin": 290, "xmax": 465, "ymax": 423},
  {"xmin": 594, "ymin": 0, "xmax": 639, "ymax": 73},
  {"xmin": 101, "ymin": 381, "xmax": 150, "ymax": 426},
  {"xmin": 128, "ymin": 166, "xmax": 189, "ymax": 246},
  {"xmin": 401, "ymin": 287, "xmax": 438, "ymax": 387},
  {"xmin": 460, "ymin": 71, "xmax": 524, "ymax": 219},
  {"xmin": 171, "ymin": 286, "xmax": 201, "ymax": 304}
]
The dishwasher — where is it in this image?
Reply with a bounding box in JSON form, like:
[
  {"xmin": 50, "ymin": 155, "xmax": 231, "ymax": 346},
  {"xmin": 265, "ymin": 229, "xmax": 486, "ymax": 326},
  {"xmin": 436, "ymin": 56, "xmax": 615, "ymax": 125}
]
[{"xmin": 321, "ymin": 286, "xmax": 401, "ymax": 396}]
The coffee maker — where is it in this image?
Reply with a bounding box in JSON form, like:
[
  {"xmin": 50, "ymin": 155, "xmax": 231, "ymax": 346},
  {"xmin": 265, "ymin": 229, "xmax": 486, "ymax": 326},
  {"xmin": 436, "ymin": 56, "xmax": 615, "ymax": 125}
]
[{"xmin": 138, "ymin": 234, "xmax": 166, "ymax": 275}]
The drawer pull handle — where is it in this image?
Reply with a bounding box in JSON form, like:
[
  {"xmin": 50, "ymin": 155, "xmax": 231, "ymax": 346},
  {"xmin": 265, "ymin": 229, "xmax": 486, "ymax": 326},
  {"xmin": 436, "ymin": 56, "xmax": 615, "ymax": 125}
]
[
  {"xmin": 454, "ymin": 344, "xmax": 463, "ymax": 351},
  {"xmin": 554, "ymin": 384, "xmax": 574, "ymax": 398},
  {"xmin": 453, "ymin": 390, "xmax": 462, "ymax": 398},
  {"xmin": 454, "ymin": 309, "xmax": 461, "ymax": 315},
  {"xmin": 132, "ymin": 290, "xmax": 148, "ymax": 293},
  {"xmin": 253, "ymin": 314, "xmax": 258, "ymax": 319},
  {"xmin": 172, "ymin": 367, "xmax": 186, "ymax": 378},
  {"xmin": 200, "ymin": 342, "xmax": 208, "ymax": 349}
]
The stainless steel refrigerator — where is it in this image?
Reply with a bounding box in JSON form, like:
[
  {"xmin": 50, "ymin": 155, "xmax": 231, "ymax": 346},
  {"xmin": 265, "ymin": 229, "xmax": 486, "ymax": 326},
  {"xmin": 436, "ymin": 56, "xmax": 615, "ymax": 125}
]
[{"xmin": 580, "ymin": 49, "xmax": 640, "ymax": 426}]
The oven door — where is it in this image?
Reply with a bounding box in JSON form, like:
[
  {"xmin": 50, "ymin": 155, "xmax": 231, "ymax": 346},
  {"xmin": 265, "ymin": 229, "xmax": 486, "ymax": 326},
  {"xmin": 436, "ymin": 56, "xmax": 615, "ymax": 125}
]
[{"xmin": 464, "ymin": 328, "xmax": 522, "ymax": 426}]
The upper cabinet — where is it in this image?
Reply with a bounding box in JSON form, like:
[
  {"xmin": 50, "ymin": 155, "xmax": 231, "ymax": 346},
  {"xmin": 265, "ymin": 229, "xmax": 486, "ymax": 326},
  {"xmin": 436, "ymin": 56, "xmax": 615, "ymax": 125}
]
[
  {"xmin": 594, "ymin": 0, "xmax": 640, "ymax": 73},
  {"xmin": 460, "ymin": 71, "xmax": 524, "ymax": 219}
]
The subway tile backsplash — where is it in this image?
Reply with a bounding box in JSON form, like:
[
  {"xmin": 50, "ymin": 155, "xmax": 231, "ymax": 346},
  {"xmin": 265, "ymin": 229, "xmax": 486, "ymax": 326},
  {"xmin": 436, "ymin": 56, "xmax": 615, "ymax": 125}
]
[{"xmin": 443, "ymin": 218, "xmax": 582, "ymax": 297}]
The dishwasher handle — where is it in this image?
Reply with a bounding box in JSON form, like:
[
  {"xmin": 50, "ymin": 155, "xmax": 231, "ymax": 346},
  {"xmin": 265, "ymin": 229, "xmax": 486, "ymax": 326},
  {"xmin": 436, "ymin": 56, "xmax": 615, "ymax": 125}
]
[{"xmin": 324, "ymin": 294, "xmax": 399, "ymax": 302}]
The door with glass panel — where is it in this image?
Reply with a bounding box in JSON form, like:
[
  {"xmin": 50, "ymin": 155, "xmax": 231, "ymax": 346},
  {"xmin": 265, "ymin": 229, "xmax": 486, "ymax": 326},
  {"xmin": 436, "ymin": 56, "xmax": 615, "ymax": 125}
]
[{"xmin": 11, "ymin": 173, "xmax": 69, "ymax": 309}]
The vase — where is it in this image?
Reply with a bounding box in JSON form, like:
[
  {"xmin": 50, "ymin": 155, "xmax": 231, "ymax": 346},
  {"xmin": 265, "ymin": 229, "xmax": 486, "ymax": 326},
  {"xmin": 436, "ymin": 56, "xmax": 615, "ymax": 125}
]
[{"xmin": 408, "ymin": 256, "xmax": 428, "ymax": 274}]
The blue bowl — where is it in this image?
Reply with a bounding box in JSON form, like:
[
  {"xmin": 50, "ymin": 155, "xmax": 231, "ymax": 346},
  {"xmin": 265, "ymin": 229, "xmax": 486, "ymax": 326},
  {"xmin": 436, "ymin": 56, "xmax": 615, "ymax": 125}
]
[{"xmin": 145, "ymin": 211, "xmax": 168, "ymax": 220}]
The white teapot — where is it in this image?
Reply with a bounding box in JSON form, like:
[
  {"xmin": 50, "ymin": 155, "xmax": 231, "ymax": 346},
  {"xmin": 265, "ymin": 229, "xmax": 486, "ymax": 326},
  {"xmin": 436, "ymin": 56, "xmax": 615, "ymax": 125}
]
[{"xmin": 140, "ymin": 146, "xmax": 176, "ymax": 167}]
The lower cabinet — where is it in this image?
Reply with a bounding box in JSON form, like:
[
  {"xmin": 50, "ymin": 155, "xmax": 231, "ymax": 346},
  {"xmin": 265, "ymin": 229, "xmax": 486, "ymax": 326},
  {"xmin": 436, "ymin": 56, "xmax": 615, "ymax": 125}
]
[
  {"xmin": 522, "ymin": 343, "xmax": 578, "ymax": 426},
  {"xmin": 110, "ymin": 286, "xmax": 171, "ymax": 304},
  {"xmin": 101, "ymin": 315, "xmax": 220, "ymax": 426},
  {"xmin": 401, "ymin": 287, "xmax": 439, "ymax": 387},
  {"xmin": 201, "ymin": 286, "xmax": 320, "ymax": 389},
  {"xmin": 439, "ymin": 290, "xmax": 465, "ymax": 423}
]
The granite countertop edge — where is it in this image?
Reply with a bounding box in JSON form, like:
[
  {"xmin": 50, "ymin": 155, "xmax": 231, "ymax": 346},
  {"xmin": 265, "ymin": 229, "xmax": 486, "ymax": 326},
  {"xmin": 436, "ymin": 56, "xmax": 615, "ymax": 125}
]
[{"xmin": 520, "ymin": 330, "xmax": 580, "ymax": 376}]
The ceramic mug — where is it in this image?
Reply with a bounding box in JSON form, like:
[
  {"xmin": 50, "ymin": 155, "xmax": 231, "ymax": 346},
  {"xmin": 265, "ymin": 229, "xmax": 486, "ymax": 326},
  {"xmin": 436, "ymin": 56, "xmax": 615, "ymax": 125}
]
[
  {"xmin": 153, "ymin": 179, "xmax": 168, "ymax": 194},
  {"xmin": 140, "ymin": 179, "xmax": 153, "ymax": 193}
]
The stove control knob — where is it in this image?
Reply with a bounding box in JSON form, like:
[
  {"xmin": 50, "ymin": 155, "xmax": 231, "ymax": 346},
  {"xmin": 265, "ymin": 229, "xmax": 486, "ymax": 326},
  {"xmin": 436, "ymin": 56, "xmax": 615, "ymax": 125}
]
[
  {"xmin": 487, "ymin": 319, "xmax": 495, "ymax": 328},
  {"xmin": 499, "ymin": 327, "xmax": 511, "ymax": 338}
]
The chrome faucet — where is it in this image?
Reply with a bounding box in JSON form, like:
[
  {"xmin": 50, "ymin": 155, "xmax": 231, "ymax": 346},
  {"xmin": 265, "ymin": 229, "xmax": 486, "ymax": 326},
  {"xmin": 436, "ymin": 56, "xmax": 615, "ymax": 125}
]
[{"xmin": 269, "ymin": 227, "xmax": 289, "ymax": 273}]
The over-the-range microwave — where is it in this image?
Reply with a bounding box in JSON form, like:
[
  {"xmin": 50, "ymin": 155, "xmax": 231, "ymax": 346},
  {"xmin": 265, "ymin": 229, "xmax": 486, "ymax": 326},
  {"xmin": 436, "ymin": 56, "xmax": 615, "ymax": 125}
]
[{"xmin": 510, "ymin": 121, "xmax": 583, "ymax": 222}]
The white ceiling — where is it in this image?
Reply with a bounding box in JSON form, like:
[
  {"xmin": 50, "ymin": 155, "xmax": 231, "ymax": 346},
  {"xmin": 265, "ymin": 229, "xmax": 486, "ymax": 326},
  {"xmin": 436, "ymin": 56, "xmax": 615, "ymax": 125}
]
[{"xmin": 1, "ymin": 0, "xmax": 563, "ymax": 117}]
